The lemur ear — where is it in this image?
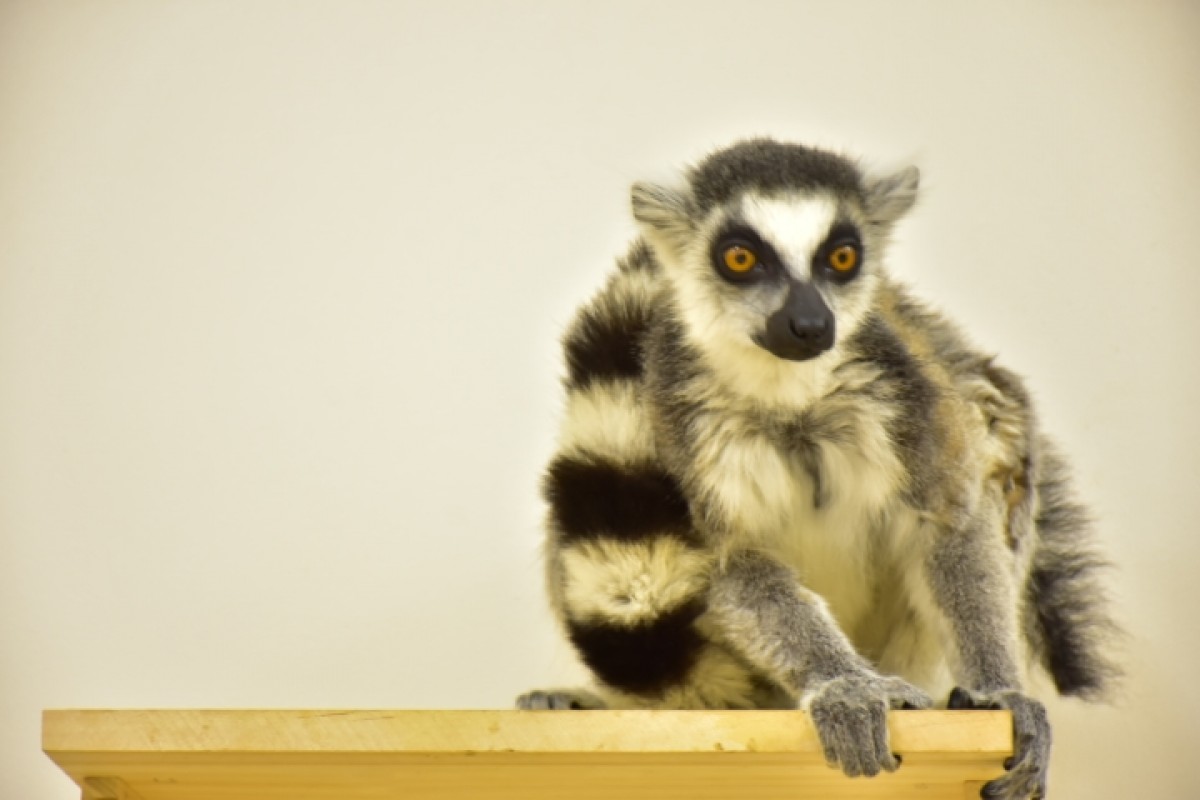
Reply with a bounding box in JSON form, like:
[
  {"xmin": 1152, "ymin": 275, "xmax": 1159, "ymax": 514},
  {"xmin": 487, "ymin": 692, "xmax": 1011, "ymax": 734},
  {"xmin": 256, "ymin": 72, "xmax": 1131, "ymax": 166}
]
[
  {"xmin": 631, "ymin": 180, "xmax": 696, "ymax": 254},
  {"xmin": 864, "ymin": 165, "xmax": 920, "ymax": 224}
]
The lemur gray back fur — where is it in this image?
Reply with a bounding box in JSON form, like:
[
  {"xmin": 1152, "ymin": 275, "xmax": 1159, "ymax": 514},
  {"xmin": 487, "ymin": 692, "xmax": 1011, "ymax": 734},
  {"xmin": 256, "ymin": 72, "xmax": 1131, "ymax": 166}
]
[{"xmin": 521, "ymin": 139, "xmax": 1119, "ymax": 799}]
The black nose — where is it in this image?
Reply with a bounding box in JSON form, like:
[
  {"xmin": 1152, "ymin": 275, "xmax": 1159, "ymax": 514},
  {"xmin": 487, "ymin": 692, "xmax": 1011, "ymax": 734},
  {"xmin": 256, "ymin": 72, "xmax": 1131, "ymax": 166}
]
[
  {"xmin": 760, "ymin": 282, "xmax": 836, "ymax": 362},
  {"xmin": 789, "ymin": 315, "xmax": 833, "ymax": 349}
]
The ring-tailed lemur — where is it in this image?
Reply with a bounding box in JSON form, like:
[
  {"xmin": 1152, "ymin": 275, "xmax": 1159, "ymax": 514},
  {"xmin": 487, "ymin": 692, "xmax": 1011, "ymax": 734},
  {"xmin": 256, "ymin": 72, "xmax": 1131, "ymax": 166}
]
[{"xmin": 517, "ymin": 139, "xmax": 1119, "ymax": 800}]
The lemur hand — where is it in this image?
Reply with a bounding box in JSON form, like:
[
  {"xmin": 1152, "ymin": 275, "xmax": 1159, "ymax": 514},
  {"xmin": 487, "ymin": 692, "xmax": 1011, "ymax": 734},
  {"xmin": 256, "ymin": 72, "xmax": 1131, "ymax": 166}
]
[
  {"xmin": 805, "ymin": 671, "xmax": 933, "ymax": 777},
  {"xmin": 949, "ymin": 687, "xmax": 1051, "ymax": 800}
]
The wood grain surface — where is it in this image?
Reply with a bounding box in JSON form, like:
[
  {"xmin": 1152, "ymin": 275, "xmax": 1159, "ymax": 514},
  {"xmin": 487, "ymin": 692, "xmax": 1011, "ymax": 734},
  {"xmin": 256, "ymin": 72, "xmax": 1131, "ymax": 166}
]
[{"xmin": 44, "ymin": 709, "xmax": 1011, "ymax": 800}]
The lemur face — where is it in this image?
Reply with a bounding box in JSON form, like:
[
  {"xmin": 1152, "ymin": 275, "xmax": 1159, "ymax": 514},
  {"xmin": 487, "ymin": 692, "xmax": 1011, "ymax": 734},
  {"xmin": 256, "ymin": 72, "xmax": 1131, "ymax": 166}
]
[
  {"xmin": 630, "ymin": 139, "xmax": 917, "ymax": 374},
  {"xmin": 636, "ymin": 188, "xmax": 881, "ymax": 366},
  {"xmin": 692, "ymin": 191, "xmax": 879, "ymax": 363}
]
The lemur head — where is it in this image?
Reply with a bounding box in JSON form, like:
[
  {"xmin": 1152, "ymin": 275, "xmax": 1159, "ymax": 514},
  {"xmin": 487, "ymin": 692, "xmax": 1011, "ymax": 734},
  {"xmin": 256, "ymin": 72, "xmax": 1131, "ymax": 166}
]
[{"xmin": 632, "ymin": 139, "xmax": 918, "ymax": 367}]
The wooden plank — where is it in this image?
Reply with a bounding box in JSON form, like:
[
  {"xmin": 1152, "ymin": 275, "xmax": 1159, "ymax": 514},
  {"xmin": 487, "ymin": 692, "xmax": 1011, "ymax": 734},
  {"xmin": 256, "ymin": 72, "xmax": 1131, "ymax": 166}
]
[
  {"xmin": 44, "ymin": 710, "xmax": 1011, "ymax": 800},
  {"xmin": 82, "ymin": 777, "xmax": 146, "ymax": 800}
]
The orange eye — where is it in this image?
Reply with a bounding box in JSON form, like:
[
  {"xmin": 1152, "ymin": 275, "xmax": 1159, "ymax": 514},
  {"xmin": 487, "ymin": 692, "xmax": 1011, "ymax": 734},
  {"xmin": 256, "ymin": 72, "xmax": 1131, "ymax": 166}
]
[
  {"xmin": 723, "ymin": 245, "xmax": 758, "ymax": 273},
  {"xmin": 829, "ymin": 244, "xmax": 859, "ymax": 273}
]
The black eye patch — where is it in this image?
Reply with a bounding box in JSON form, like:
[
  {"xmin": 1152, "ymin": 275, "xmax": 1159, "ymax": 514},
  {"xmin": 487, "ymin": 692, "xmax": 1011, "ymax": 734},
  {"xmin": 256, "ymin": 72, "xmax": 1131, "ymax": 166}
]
[
  {"xmin": 710, "ymin": 225, "xmax": 781, "ymax": 283},
  {"xmin": 813, "ymin": 221, "xmax": 864, "ymax": 283},
  {"xmin": 821, "ymin": 221, "xmax": 862, "ymax": 249}
]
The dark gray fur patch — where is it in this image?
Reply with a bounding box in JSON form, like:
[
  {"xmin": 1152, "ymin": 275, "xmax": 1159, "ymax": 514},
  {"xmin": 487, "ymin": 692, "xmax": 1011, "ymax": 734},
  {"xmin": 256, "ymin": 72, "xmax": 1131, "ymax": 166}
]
[
  {"xmin": 643, "ymin": 310, "xmax": 709, "ymax": 440},
  {"xmin": 794, "ymin": 437, "xmax": 827, "ymax": 509},
  {"xmin": 842, "ymin": 315, "xmax": 942, "ymax": 506},
  {"xmin": 688, "ymin": 139, "xmax": 864, "ymax": 213},
  {"xmin": 641, "ymin": 308, "xmax": 732, "ymax": 528}
]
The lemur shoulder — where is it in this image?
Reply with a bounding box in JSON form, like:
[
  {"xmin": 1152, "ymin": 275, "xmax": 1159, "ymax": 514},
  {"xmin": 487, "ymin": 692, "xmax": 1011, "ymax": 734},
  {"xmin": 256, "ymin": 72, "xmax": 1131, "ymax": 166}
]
[{"xmin": 519, "ymin": 139, "xmax": 1119, "ymax": 800}]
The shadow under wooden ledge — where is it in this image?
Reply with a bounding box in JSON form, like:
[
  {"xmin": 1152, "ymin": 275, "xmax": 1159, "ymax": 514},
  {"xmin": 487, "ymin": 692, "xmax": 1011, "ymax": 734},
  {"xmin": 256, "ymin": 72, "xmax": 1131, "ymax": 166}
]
[{"xmin": 43, "ymin": 709, "xmax": 1011, "ymax": 800}]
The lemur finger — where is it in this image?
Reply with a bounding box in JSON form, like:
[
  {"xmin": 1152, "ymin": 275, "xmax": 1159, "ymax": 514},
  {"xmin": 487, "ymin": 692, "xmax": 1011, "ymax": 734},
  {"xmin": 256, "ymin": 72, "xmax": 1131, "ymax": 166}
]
[
  {"xmin": 842, "ymin": 705, "xmax": 876, "ymax": 777},
  {"xmin": 809, "ymin": 703, "xmax": 848, "ymax": 772},
  {"xmin": 868, "ymin": 702, "xmax": 899, "ymax": 776},
  {"xmin": 812, "ymin": 703, "xmax": 870, "ymax": 777},
  {"xmin": 843, "ymin": 704, "xmax": 893, "ymax": 778},
  {"xmin": 817, "ymin": 731, "xmax": 841, "ymax": 772}
]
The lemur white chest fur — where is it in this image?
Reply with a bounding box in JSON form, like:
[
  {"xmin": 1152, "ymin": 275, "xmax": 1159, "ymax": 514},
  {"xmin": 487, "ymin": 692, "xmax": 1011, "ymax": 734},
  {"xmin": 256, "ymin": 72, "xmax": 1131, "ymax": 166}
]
[
  {"xmin": 696, "ymin": 389, "xmax": 900, "ymax": 616},
  {"xmin": 675, "ymin": 337, "xmax": 936, "ymax": 674}
]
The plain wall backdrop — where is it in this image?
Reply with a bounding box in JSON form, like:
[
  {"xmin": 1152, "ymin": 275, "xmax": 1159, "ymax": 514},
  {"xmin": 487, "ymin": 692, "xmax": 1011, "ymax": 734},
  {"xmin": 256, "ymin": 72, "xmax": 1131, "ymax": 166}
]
[{"xmin": 2, "ymin": 1, "xmax": 1198, "ymax": 797}]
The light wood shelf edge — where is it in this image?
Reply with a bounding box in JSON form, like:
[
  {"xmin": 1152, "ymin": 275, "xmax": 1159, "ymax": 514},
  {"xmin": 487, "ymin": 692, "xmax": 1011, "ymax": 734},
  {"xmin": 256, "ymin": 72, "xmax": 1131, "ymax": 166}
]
[{"xmin": 44, "ymin": 709, "xmax": 1012, "ymax": 800}]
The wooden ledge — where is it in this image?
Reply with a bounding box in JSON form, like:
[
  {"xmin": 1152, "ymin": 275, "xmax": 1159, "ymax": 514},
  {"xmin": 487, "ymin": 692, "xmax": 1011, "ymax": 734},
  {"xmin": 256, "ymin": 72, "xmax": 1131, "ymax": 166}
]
[{"xmin": 44, "ymin": 709, "xmax": 1011, "ymax": 799}]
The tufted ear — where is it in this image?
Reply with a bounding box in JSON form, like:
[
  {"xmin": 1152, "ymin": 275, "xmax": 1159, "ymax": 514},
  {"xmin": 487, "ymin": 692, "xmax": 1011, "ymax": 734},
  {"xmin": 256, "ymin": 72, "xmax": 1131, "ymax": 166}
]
[
  {"xmin": 864, "ymin": 165, "xmax": 920, "ymax": 224},
  {"xmin": 631, "ymin": 180, "xmax": 696, "ymax": 256}
]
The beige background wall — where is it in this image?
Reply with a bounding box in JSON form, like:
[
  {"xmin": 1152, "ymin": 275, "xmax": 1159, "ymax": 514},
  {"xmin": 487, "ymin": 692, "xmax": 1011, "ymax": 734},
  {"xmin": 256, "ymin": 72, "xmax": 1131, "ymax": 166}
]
[{"xmin": 2, "ymin": 2, "xmax": 1198, "ymax": 797}]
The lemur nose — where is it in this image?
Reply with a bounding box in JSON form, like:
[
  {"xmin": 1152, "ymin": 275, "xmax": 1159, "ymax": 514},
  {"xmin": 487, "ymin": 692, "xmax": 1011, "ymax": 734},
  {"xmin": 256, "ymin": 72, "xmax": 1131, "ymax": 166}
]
[
  {"xmin": 789, "ymin": 316, "xmax": 830, "ymax": 343},
  {"xmin": 761, "ymin": 281, "xmax": 836, "ymax": 361}
]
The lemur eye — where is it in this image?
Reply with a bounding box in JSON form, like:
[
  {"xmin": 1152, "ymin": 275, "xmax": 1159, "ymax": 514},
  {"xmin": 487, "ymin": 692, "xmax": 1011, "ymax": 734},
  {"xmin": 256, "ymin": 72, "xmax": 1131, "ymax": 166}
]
[
  {"xmin": 723, "ymin": 245, "xmax": 758, "ymax": 273},
  {"xmin": 829, "ymin": 244, "xmax": 859, "ymax": 273}
]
